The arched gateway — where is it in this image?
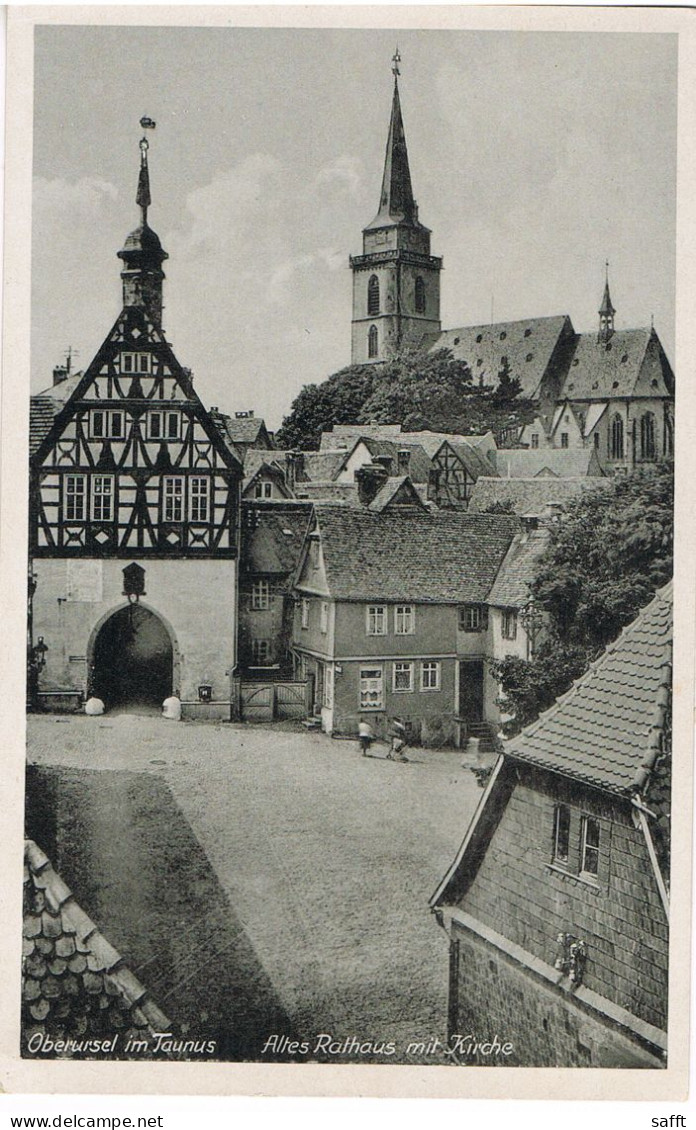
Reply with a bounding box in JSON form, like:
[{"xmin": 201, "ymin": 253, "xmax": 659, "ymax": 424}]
[{"xmin": 89, "ymin": 604, "xmax": 175, "ymax": 710}]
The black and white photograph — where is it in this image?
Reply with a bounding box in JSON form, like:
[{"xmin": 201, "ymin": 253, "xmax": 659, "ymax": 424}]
[{"xmin": 3, "ymin": 5, "xmax": 694, "ymax": 1101}]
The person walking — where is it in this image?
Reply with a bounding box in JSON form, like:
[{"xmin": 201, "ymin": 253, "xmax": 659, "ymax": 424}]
[
  {"xmin": 387, "ymin": 716, "xmax": 408, "ymax": 762},
  {"xmin": 358, "ymin": 718, "xmax": 374, "ymax": 756}
]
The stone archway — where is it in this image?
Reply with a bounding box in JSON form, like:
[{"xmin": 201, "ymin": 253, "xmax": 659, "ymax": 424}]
[{"xmin": 88, "ymin": 603, "xmax": 176, "ymax": 711}]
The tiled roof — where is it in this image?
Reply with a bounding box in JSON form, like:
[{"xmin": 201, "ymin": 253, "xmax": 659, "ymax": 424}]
[
  {"xmin": 446, "ymin": 441, "xmax": 497, "ymax": 481},
  {"xmin": 222, "ymin": 416, "xmax": 269, "ymax": 444},
  {"xmin": 368, "ymin": 475, "xmax": 428, "ymax": 513},
  {"xmin": 504, "ymin": 583, "xmax": 673, "ymax": 795},
  {"xmin": 243, "ymin": 449, "xmax": 287, "ymax": 480},
  {"xmin": 241, "ymin": 504, "xmax": 312, "ymax": 575},
  {"xmin": 495, "ymin": 448, "xmax": 604, "ymax": 478},
  {"xmin": 357, "ymin": 437, "xmax": 433, "ymax": 483},
  {"xmin": 301, "ymin": 451, "xmax": 350, "ymax": 481},
  {"xmin": 559, "ymin": 329, "xmax": 673, "ymax": 401},
  {"xmin": 487, "ymin": 526, "xmax": 552, "ymax": 608},
  {"xmin": 23, "ymin": 840, "xmax": 169, "ymax": 1055},
  {"xmin": 422, "ymin": 315, "xmax": 574, "ymax": 399},
  {"xmin": 468, "ymin": 476, "xmax": 608, "ymax": 515},
  {"xmin": 311, "ymin": 506, "xmax": 518, "ymax": 602},
  {"xmin": 30, "ymin": 374, "xmax": 84, "ymax": 456},
  {"xmin": 320, "ymin": 424, "xmax": 404, "ymax": 450},
  {"xmin": 295, "ymin": 481, "xmax": 358, "ymax": 503}
]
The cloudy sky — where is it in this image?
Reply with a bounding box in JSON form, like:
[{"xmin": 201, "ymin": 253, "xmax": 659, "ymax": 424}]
[{"xmin": 32, "ymin": 25, "xmax": 677, "ymax": 428}]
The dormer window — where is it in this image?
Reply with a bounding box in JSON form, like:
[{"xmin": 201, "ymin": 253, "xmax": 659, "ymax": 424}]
[
  {"xmin": 91, "ymin": 409, "xmax": 125, "ymax": 440},
  {"xmin": 367, "ymin": 275, "xmax": 380, "ymax": 316}
]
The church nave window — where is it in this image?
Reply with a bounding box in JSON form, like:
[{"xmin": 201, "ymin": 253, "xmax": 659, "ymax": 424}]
[
  {"xmin": 148, "ymin": 410, "xmax": 180, "ymax": 441},
  {"xmin": 640, "ymin": 412, "xmax": 657, "ymax": 461},
  {"xmin": 121, "ymin": 352, "xmax": 151, "ymax": 375},
  {"xmin": 368, "ymin": 324, "xmax": 379, "ymax": 359},
  {"xmin": 91, "ymin": 409, "xmax": 125, "ymax": 440},
  {"xmin": 92, "ymin": 475, "xmax": 114, "ymax": 522},
  {"xmin": 189, "ymin": 476, "xmax": 210, "ymax": 522},
  {"xmin": 64, "ymin": 474, "xmax": 86, "ymax": 521},
  {"xmin": 367, "ymin": 275, "xmax": 380, "ymax": 316},
  {"xmin": 163, "ymin": 476, "xmax": 184, "ymax": 522}
]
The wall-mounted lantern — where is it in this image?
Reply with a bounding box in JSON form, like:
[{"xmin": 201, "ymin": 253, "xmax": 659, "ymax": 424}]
[{"xmin": 198, "ymin": 683, "xmax": 212, "ymax": 703}]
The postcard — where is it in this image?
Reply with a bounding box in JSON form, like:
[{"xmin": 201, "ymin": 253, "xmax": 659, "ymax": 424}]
[{"xmin": 1, "ymin": 4, "xmax": 693, "ymax": 1101}]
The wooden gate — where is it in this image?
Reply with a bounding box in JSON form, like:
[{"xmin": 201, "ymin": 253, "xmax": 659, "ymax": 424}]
[{"xmin": 240, "ymin": 681, "xmax": 309, "ymax": 723}]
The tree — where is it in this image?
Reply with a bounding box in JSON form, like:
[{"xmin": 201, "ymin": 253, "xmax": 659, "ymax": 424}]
[
  {"xmin": 492, "ymin": 461, "xmax": 673, "ymax": 735},
  {"xmin": 275, "ymin": 348, "xmax": 535, "ymax": 449}
]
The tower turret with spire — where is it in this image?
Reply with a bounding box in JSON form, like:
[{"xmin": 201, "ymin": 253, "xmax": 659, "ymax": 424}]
[
  {"xmin": 350, "ymin": 54, "xmax": 442, "ymax": 364},
  {"xmin": 598, "ymin": 262, "xmax": 616, "ymax": 344},
  {"xmin": 117, "ymin": 122, "xmax": 168, "ymax": 327}
]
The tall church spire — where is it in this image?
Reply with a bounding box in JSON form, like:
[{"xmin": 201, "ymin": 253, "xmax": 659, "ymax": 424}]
[
  {"xmin": 598, "ymin": 261, "xmax": 616, "ymax": 343},
  {"xmin": 372, "ymin": 50, "xmax": 417, "ymax": 228},
  {"xmin": 350, "ymin": 54, "xmax": 442, "ymax": 364},
  {"xmin": 117, "ymin": 119, "xmax": 168, "ymax": 328}
]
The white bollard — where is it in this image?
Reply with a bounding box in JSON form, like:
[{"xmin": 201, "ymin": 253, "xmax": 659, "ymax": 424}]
[
  {"xmin": 84, "ymin": 697, "xmax": 105, "ymax": 716},
  {"xmin": 162, "ymin": 696, "xmax": 182, "ymax": 721}
]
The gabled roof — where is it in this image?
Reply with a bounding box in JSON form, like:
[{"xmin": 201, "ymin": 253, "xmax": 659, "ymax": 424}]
[
  {"xmin": 368, "ymin": 475, "xmax": 428, "ymax": 513},
  {"xmin": 301, "ymin": 451, "xmax": 349, "ymax": 481},
  {"xmin": 350, "ymin": 437, "xmax": 433, "ymax": 483},
  {"xmin": 421, "ymin": 315, "xmax": 574, "ymax": 399},
  {"xmin": 444, "ymin": 440, "xmax": 497, "ymax": 481},
  {"xmin": 495, "ymin": 448, "xmax": 604, "ymax": 478},
  {"xmin": 505, "ymin": 583, "xmax": 672, "ymax": 795},
  {"xmin": 487, "ymin": 526, "xmax": 552, "ymax": 608},
  {"xmin": 306, "ymin": 506, "xmax": 518, "ymax": 603},
  {"xmin": 241, "ymin": 504, "xmax": 312, "ymax": 575},
  {"xmin": 209, "ymin": 411, "xmax": 271, "ymax": 449},
  {"xmin": 559, "ymin": 328, "xmax": 673, "ymax": 401},
  {"xmin": 23, "ymin": 840, "xmax": 169, "ymax": 1049},
  {"xmin": 320, "ymin": 424, "xmax": 404, "ymax": 450},
  {"xmin": 468, "ymin": 476, "xmax": 608, "ymax": 515},
  {"xmin": 242, "ymin": 449, "xmax": 288, "ymax": 482},
  {"xmin": 30, "ymin": 373, "xmax": 84, "ymax": 455}
]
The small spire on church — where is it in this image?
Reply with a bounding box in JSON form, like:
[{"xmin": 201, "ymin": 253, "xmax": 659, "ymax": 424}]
[
  {"xmin": 598, "ymin": 260, "xmax": 616, "ymax": 342},
  {"xmin": 373, "ymin": 51, "xmax": 416, "ymax": 227},
  {"xmin": 117, "ymin": 117, "xmax": 168, "ymax": 327}
]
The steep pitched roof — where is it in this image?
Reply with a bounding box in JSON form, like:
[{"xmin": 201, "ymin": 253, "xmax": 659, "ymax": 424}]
[
  {"xmin": 355, "ymin": 437, "xmax": 433, "ymax": 483},
  {"xmin": 504, "ymin": 583, "xmax": 672, "ymax": 794},
  {"xmin": 23, "ymin": 840, "xmax": 169, "ymax": 1052},
  {"xmin": 495, "ymin": 448, "xmax": 604, "ymax": 478},
  {"xmin": 422, "ymin": 315, "xmax": 574, "ymax": 399},
  {"xmin": 301, "ymin": 451, "xmax": 349, "ymax": 481},
  {"xmin": 29, "ymin": 374, "xmax": 84, "ymax": 455},
  {"xmin": 367, "ymin": 475, "xmax": 428, "ymax": 513},
  {"xmin": 365, "ymin": 76, "xmax": 419, "ymax": 231},
  {"xmin": 559, "ymin": 328, "xmax": 673, "ymax": 401},
  {"xmin": 241, "ymin": 504, "xmax": 312, "ymax": 575},
  {"xmin": 320, "ymin": 424, "xmax": 404, "ymax": 450},
  {"xmin": 445, "ymin": 440, "xmax": 497, "ymax": 481},
  {"xmin": 210, "ymin": 412, "xmax": 271, "ymax": 448},
  {"xmin": 487, "ymin": 526, "xmax": 552, "ymax": 608},
  {"xmin": 468, "ymin": 476, "xmax": 608, "ymax": 515},
  {"xmin": 308, "ymin": 507, "xmax": 518, "ymax": 603}
]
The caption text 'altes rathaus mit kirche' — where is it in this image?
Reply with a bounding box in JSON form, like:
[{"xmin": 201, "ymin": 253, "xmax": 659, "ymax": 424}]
[{"xmin": 25, "ymin": 54, "xmax": 673, "ymax": 1069}]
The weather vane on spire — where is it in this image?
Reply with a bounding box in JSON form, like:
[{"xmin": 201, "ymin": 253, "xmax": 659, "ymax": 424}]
[
  {"xmin": 392, "ymin": 48, "xmax": 401, "ymax": 79},
  {"xmin": 136, "ymin": 116, "xmax": 156, "ymax": 224}
]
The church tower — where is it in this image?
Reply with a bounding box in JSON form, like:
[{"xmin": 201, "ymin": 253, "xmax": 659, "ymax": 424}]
[
  {"xmin": 350, "ymin": 54, "xmax": 442, "ymax": 364},
  {"xmin": 117, "ymin": 131, "xmax": 168, "ymax": 327}
]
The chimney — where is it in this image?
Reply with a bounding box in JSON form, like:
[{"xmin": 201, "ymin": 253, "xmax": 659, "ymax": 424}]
[
  {"xmin": 286, "ymin": 451, "xmax": 305, "ymax": 492},
  {"xmin": 397, "ymin": 448, "xmax": 411, "ymax": 474},
  {"xmin": 355, "ymin": 462, "xmax": 389, "ymax": 506},
  {"xmin": 542, "ymin": 501, "xmax": 564, "ymax": 525},
  {"xmin": 52, "ymin": 364, "xmax": 69, "ymax": 387}
]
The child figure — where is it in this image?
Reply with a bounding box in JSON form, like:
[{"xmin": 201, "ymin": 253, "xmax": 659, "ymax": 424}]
[
  {"xmin": 358, "ymin": 718, "xmax": 374, "ymax": 756},
  {"xmin": 388, "ymin": 716, "xmax": 408, "ymax": 761}
]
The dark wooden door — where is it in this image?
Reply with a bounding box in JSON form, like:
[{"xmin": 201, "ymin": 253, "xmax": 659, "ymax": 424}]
[{"xmin": 459, "ymin": 660, "xmax": 484, "ymax": 722}]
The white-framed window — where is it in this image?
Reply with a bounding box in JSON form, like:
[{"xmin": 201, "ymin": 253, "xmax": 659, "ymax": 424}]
[
  {"xmin": 420, "ymin": 661, "xmax": 440, "ymax": 691},
  {"xmin": 251, "ymin": 580, "xmax": 270, "ymax": 610},
  {"xmin": 393, "ymin": 662, "xmax": 414, "ymax": 693},
  {"xmin": 91, "ymin": 409, "xmax": 125, "ymax": 440},
  {"xmin": 190, "ymin": 477, "xmax": 210, "ymax": 522},
  {"xmin": 360, "ymin": 666, "xmax": 384, "ymax": 711},
  {"xmin": 553, "ymin": 805, "xmax": 571, "ymax": 866},
  {"xmin": 394, "ymin": 605, "xmax": 415, "ymax": 635},
  {"xmin": 560, "ymin": 432, "xmax": 569, "ymax": 449},
  {"xmin": 163, "ymin": 476, "xmax": 184, "ymax": 522},
  {"xmin": 121, "ymin": 352, "xmax": 151, "ymax": 375},
  {"xmin": 580, "ymin": 816, "xmax": 600, "ymax": 878},
  {"xmin": 366, "ymin": 605, "xmax": 387, "ymax": 635},
  {"xmin": 301, "ymin": 598, "xmax": 310, "ymax": 629},
  {"xmin": 531, "ymin": 433, "xmax": 539, "ymax": 449},
  {"xmin": 148, "ymin": 411, "xmax": 180, "ymax": 441},
  {"xmin": 459, "ymin": 605, "xmax": 487, "ymax": 632},
  {"xmin": 92, "ymin": 475, "xmax": 114, "ymax": 522},
  {"xmin": 64, "ymin": 474, "xmax": 86, "ymax": 521},
  {"xmin": 251, "ymin": 638, "xmax": 271, "ymax": 666},
  {"xmin": 320, "ymin": 602, "xmax": 329, "ymax": 634},
  {"xmin": 254, "ymin": 481, "xmax": 273, "ymax": 499},
  {"xmin": 501, "ymin": 609, "xmax": 518, "ymax": 640}
]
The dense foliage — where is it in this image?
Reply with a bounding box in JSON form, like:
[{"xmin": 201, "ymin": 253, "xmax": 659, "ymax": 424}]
[
  {"xmin": 492, "ymin": 460, "xmax": 674, "ymax": 735},
  {"xmin": 275, "ymin": 349, "xmax": 535, "ymax": 450}
]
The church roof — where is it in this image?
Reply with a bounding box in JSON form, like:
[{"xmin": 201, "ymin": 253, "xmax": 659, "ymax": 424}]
[
  {"xmin": 599, "ymin": 277, "xmax": 616, "ymax": 317},
  {"xmin": 422, "ymin": 315, "xmax": 574, "ymax": 399},
  {"xmin": 504, "ymin": 583, "xmax": 672, "ymax": 796},
  {"xmin": 309, "ymin": 506, "xmax": 518, "ymax": 603},
  {"xmin": 559, "ymin": 328, "xmax": 673, "ymax": 401},
  {"xmin": 468, "ymin": 475, "xmax": 608, "ymax": 515},
  {"xmin": 495, "ymin": 448, "xmax": 604, "ymax": 478},
  {"xmin": 365, "ymin": 77, "xmax": 421, "ymax": 231}
]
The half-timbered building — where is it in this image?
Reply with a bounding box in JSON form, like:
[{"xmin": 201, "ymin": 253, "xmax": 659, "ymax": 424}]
[{"xmin": 29, "ymin": 132, "xmax": 243, "ymax": 718}]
